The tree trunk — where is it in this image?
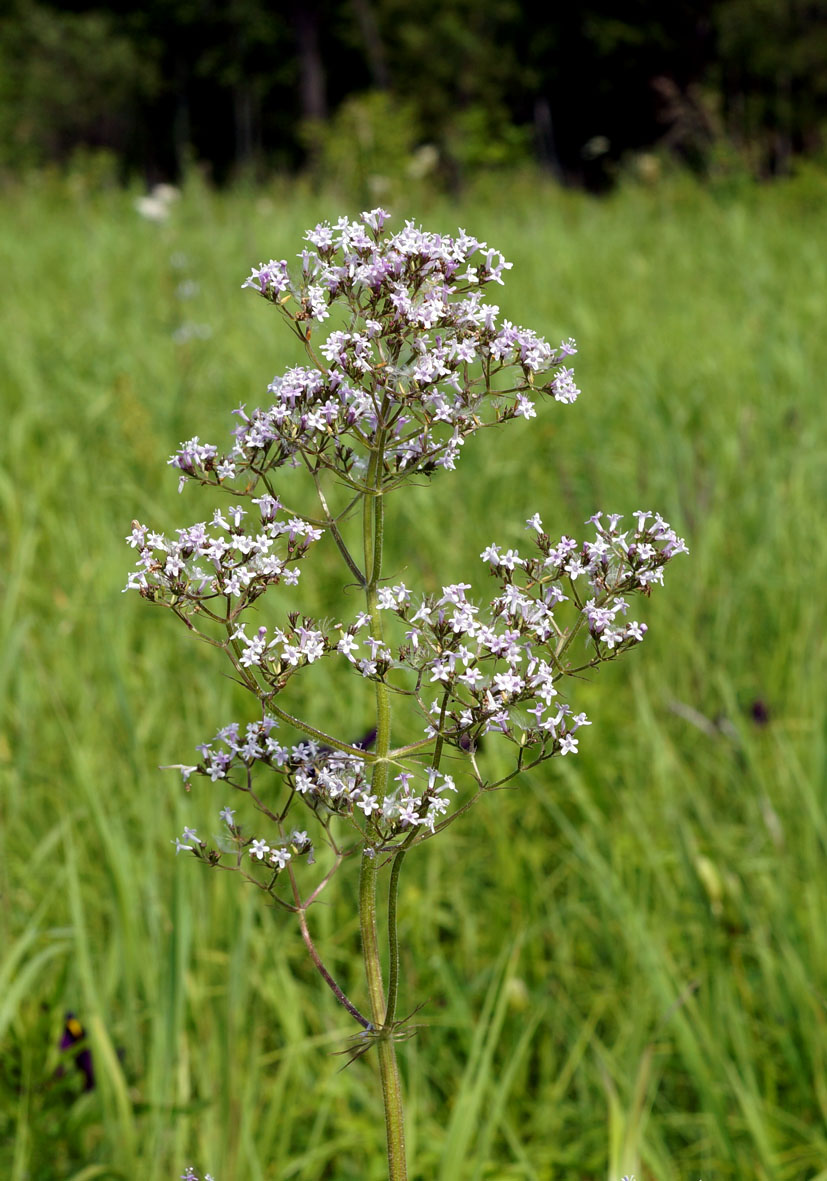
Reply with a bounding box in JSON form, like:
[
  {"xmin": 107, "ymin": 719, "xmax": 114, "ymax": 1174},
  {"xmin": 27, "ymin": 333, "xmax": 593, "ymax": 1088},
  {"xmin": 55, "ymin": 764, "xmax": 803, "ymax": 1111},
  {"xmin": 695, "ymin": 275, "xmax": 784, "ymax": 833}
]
[
  {"xmin": 294, "ymin": 6, "xmax": 327, "ymax": 123},
  {"xmin": 351, "ymin": 0, "xmax": 389, "ymax": 89}
]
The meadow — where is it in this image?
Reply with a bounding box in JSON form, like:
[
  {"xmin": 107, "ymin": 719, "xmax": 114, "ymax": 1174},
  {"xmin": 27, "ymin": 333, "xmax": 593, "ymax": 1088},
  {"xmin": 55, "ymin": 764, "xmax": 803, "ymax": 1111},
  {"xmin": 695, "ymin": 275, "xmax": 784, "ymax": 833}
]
[{"xmin": 1, "ymin": 164, "xmax": 826, "ymax": 1181}]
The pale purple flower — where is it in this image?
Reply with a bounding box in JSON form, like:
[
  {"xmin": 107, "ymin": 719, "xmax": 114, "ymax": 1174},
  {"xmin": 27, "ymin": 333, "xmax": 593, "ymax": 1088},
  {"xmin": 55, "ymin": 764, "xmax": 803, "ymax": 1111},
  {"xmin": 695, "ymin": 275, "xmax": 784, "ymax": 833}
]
[{"xmin": 338, "ymin": 633, "xmax": 360, "ymax": 659}]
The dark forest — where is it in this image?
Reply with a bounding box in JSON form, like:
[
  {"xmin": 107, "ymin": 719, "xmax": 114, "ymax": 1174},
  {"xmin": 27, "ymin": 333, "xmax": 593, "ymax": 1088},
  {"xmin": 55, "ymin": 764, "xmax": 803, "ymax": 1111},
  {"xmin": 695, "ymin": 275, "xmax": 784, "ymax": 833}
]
[{"xmin": 2, "ymin": 0, "xmax": 827, "ymax": 187}]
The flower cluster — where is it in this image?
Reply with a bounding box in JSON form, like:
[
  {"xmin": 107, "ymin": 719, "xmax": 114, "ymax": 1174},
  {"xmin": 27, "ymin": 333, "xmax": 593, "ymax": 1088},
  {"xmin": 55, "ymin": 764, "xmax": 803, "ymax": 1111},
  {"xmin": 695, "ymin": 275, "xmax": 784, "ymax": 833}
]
[
  {"xmin": 128, "ymin": 209, "xmax": 686, "ymax": 1017},
  {"xmin": 123, "ymin": 498, "xmax": 321, "ymax": 621},
  {"xmin": 168, "ymin": 711, "xmax": 462, "ymax": 860},
  {"xmin": 368, "ymin": 509, "xmax": 687, "ymax": 758},
  {"xmin": 170, "ymin": 209, "xmax": 579, "ymax": 497},
  {"xmin": 158, "ymin": 506, "xmax": 686, "ymax": 880}
]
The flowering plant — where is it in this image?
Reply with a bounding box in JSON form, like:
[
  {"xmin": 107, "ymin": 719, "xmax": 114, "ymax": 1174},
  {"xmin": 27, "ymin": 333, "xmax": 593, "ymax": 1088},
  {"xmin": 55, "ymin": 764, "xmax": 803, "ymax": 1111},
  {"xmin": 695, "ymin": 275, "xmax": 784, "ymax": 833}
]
[{"xmin": 127, "ymin": 209, "xmax": 686, "ymax": 1180}]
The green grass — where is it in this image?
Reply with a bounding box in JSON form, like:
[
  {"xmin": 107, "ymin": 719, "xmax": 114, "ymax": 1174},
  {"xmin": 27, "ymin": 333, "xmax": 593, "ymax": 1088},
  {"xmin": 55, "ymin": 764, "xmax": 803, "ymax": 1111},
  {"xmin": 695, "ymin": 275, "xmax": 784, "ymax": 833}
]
[{"xmin": 1, "ymin": 164, "xmax": 826, "ymax": 1180}]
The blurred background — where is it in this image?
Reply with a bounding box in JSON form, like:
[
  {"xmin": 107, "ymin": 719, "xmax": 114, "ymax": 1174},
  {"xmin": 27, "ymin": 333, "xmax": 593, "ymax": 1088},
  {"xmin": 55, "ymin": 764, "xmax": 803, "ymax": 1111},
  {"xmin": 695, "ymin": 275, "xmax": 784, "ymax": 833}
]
[
  {"xmin": 2, "ymin": 0, "xmax": 827, "ymax": 189},
  {"xmin": 2, "ymin": 4, "xmax": 827, "ymax": 1181}
]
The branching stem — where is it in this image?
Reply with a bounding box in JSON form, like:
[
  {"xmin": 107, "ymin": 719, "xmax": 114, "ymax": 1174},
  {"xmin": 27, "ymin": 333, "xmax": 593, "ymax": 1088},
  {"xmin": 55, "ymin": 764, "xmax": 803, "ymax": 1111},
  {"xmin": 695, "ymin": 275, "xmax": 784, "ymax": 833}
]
[{"xmin": 358, "ymin": 414, "xmax": 408, "ymax": 1181}]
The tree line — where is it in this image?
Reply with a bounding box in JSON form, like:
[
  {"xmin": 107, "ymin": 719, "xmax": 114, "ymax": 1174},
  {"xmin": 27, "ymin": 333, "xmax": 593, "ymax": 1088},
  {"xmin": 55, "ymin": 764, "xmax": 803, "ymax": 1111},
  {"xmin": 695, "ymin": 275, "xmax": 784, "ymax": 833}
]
[{"xmin": 2, "ymin": 0, "xmax": 826, "ymax": 187}]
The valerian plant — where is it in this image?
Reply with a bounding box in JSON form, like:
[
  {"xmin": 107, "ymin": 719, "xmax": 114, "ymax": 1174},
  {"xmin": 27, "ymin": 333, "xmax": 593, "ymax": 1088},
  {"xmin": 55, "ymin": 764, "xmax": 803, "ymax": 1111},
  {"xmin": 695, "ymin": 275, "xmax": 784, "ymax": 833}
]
[{"xmin": 126, "ymin": 209, "xmax": 687, "ymax": 1181}]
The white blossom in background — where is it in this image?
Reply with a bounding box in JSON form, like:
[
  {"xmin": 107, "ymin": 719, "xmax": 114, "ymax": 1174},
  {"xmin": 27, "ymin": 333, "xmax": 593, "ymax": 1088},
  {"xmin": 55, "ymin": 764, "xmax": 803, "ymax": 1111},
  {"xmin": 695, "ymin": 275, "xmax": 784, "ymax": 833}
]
[{"xmin": 135, "ymin": 183, "xmax": 180, "ymax": 222}]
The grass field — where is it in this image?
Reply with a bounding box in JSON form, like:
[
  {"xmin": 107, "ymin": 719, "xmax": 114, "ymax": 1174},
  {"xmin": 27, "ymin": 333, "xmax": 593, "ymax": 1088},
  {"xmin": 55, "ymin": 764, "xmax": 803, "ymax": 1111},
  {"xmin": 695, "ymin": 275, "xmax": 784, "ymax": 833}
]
[{"xmin": 1, "ymin": 165, "xmax": 826, "ymax": 1181}]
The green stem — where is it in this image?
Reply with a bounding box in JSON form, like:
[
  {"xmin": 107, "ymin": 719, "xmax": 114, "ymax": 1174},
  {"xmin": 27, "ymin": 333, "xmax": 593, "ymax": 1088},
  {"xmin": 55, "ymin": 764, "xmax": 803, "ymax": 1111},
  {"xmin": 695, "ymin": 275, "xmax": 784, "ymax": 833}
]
[
  {"xmin": 297, "ymin": 904, "xmax": 372, "ymax": 1029},
  {"xmin": 266, "ymin": 701, "xmax": 377, "ymax": 762},
  {"xmin": 359, "ymin": 422, "xmax": 408, "ymax": 1181},
  {"xmin": 385, "ymin": 836, "xmax": 413, "ymax": 1025},
  {"xmin": 313, "ymin": 475, "xmax": 366, "ymax": 587},
  {"xmin": 360, "ymin": 854, "xmax": 407, "ymax": 1179}
]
